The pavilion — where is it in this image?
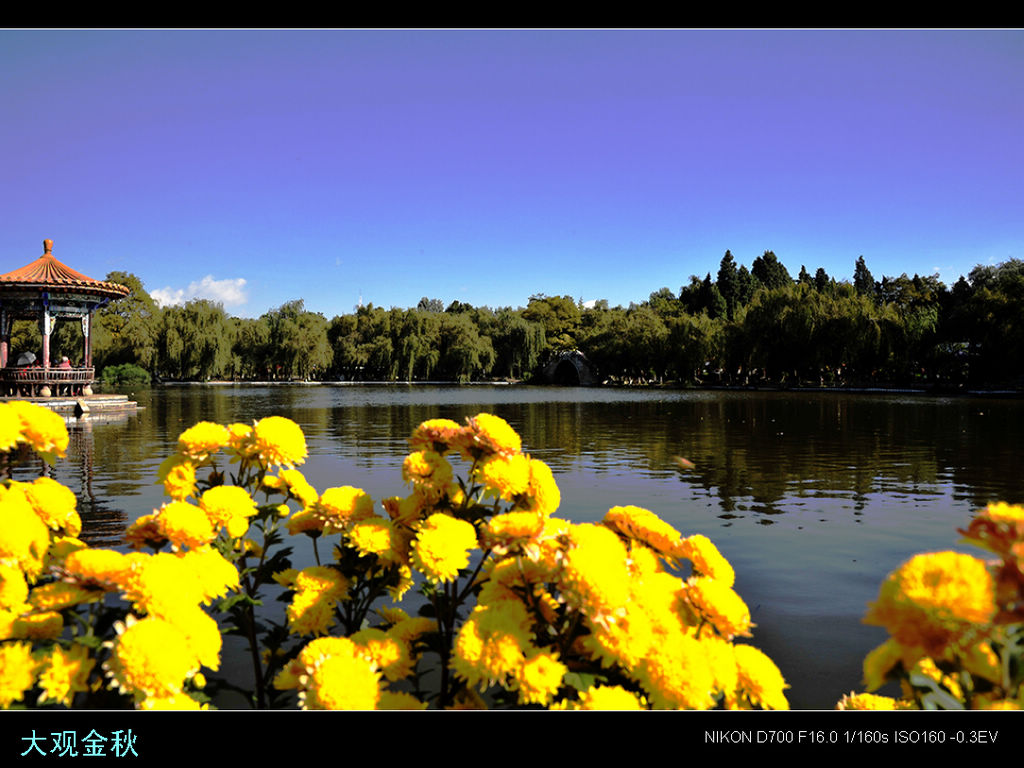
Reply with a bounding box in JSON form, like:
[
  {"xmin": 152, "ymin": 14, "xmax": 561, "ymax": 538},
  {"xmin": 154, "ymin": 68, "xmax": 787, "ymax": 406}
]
[{"xmin": 0, "ymin": 239, "xmax": 129, "ymax": 399}]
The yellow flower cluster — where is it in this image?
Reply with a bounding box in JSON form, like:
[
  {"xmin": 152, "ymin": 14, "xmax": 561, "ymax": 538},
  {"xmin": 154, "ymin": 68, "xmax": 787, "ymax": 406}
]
[
  {"xmin": 278, "ymin": 566, "xmax": 350, "ymax": 637},
  {"xmin": 842, "ymin": 501, "xmax": 1024, "ymax": 710},
  {"xmin": 1, "ymin": 404, "xmax": 794, "ymax": 712},
  {"xmin": 0, "ymin": 400, "xmax": 69, "ymax": 463},
  {"xmin": 387, "ymin": 414, "xmax": 790, "ymax": 710}
]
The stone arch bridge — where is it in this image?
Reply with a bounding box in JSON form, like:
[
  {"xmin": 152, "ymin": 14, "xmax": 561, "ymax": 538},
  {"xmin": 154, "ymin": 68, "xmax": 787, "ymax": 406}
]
[{"xmin": 539, "ymin": 350, "xmax": 599, "ymax": 386}]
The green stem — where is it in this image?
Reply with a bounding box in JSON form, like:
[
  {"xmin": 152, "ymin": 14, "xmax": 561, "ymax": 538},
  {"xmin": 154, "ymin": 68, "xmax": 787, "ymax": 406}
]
[{"xmin": 240, "ymin": 566, "xmax": 267, "ymax": 709}]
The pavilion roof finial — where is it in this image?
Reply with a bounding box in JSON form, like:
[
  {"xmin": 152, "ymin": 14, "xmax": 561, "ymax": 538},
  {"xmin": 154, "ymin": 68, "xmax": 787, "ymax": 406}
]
[{"xmin": 43, "ymin": 239, "xmax": 53, "ymax": 255}]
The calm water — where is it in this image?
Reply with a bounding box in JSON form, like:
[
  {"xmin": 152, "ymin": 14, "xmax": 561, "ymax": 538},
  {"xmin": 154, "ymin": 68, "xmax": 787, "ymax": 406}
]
[{"xmin": 28, "ymin": 384, "xmax": 1024, "ymax": 709}]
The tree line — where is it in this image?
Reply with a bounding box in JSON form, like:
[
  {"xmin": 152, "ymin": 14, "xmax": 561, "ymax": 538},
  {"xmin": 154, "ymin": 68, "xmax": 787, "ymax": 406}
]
[{"xmin": 16, "ymin": 252, "xmax": 1022, "ymax": 389}]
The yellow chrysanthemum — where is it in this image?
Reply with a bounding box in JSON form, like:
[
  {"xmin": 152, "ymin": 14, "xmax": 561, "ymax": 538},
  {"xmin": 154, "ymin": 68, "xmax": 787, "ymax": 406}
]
[
  {"xmin": 0, "ymin": 487, "xmax": 51, "ymax": 578},
  {"xmin": 156, "ymin": 455, "xmax": 198, "ymax": 501},
  {"xmin": 315, "ymin": 486, "xmax": 375, "ymax": 533},
  {"xmin": 24, "ymin": 477, "xmax": 80, "ymax": 535},
  {"xmin": 476, "ymin": 453, "xmax": 532, "ymax": 502},
  {"xmin": 286, "ymin": 566, "xmax": 350, "ymax": 637},
  {"xmin": 700, "ymin": 634, "xmax": 740, "ymax": 704},
  {"xmin": 402, "ymin": 450, "xmax": 454, "ymax": 490},
  {"xmin": 481, "ymin": 511, "xmax": 546, "ymax": 553},
  {"xmin": 409, "ymin": 418, "xmax": 464, "ymax": 455},
  {"xmin": 864, "ymin": 551, "xmax": 996, "ymax": 657},
  {"xmin": 63, "ymin": 548, "xmax": 133, "ymax": 590},
  {"xmin": 285, "ymin": 508, "xmax": 323, "ymax": 537},
  {"xmin": 7, "ymin": 400, "xmax": 69, "ymax": 462},
  {"xmin": 453, "ymin": 601, "xmax": 534, "ymax": 690},
  {"xmin": 514, "ymin": 650, "xmax": 567, "ymax": 706},
  {"xmin": 960, "ymin": 502, "xmax": 1024, "ymax": 571},
  {"xmin": 347, "ymin": 518, "xmax": 398, "ymax": 560},
  {"xmin": 166, "ymin": 603, "xmax": 223, "ymax": 672},
  {"xmin": 604, "ymin": 505, "xmax": 682, "ymax": 559},
  {"xmin": 683, "ymin": 577, "xmax": 753, "ymax": 639},
  {"xmin": 733, "ymin": 643, "xmax": 789, "ymax": 710},
  {"xmin": 675, "ymin": 534, "xmax": 735, "ymax": 587},
  {"xmin": 281, "ymin": 636, "xmax": 381, "ymax": 710},
  {"xmin": 516, "ymin": 458, "xmax": 561, "ymax": 516},
  {"xmin": 303, "ymin": 648, "xmax": 381, "ymax": 710},
  {"xmin": 0, "ymin": 402, "xmax": 23, "ymax": 452},
  {"xmin": 0, "ymin": 641, "xmax": 37, "ymax": 708},
  {"xmin": 177, "ymin": 421, "xmax": 230, "ymax": 460},
  {"xmin": 560, "ymin": 523, "xmax": 632, "ymax": 620},
  {"xmin": 107, "ymin": 616, "xmax": 197, "ymax": 699},
  {"xmin": 982, "ymin": 501, "xmax": 1024, "ymax": 523},
  {"xmin": 37, "ymin": 643, "xmax": 95, "ymax": 708},
  {"xmin": 277, "ymin": 468, "xmax": 319, "ymax": 507},
  {"xmin": 351, "ymin": 627, "xmax": 413, "ymax": 682},
  {"xmin": 465, "ymin": 413, "xmax": 522, "ymax": 457},
  {"xmin": 178, "ymin": 546, "xmax": 241, "ymax": 605},
  {"xmin": 199, "ymin": 484, "xmax": 258, "ymax": 534},
  {"xmin": 122, "ymin": 551, "xmax": 206, "ymax": 617},
  {"xmin": 156, "ymin": 501, "xmax": 217, "ymax": 550},
  {"xmin": 410, "ymin": 513, "xmax": 478, "ymax": 584},
  {"xmin": 638, "ymin": 631, "xmax": 717, "ymax": 710},
  {"xmin": 251, "ymin": 416, "xmax": 307, "ymax": 468}
]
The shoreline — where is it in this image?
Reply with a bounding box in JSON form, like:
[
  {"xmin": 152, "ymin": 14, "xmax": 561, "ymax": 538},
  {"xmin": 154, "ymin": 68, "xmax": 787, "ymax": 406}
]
[{"xmin": 144, "ymin": 380, "xmax": 1023, "ymax": 398}]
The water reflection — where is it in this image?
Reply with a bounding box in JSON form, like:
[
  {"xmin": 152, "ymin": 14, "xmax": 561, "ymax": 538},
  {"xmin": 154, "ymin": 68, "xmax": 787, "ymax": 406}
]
[{"xmin": 22, "ymin": 385, "xmax": 1024, "ymax": 709}]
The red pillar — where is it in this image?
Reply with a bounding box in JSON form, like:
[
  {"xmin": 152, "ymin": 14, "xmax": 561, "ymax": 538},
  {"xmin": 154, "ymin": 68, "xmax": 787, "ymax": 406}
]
[{"xmin": 0, "ymin": 309, "xmax": 8, "ymax": 368}]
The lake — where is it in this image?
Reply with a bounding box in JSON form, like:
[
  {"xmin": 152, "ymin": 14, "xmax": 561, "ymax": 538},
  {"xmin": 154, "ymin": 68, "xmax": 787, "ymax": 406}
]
[{"xmin": 28, "ymin": 384, "xmax": 1024, "ymax": 709}]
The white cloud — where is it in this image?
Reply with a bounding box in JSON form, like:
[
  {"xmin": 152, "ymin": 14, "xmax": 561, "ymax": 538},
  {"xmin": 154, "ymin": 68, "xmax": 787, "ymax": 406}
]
[{"xmin": 152, "ymin": 275, "xmax": 248, "ymax": 309}]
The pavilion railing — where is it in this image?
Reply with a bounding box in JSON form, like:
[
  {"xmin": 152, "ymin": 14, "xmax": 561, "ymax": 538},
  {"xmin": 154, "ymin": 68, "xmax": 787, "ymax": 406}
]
[{"xmin": 0, "ymin": 367, "xmax": 95, "ymax": 397}]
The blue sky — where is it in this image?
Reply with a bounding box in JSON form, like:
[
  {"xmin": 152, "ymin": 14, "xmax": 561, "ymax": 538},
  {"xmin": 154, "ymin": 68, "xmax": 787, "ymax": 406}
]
[{"xmin": 1, "ymin": 29, "xmax": 1021, "ymax": 318}]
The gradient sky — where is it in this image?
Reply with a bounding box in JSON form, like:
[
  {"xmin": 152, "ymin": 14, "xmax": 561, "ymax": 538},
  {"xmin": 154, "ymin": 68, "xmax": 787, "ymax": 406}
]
[{"xmin": 1, "ymin": 29, "xmax": 1021, "ymax": 319}]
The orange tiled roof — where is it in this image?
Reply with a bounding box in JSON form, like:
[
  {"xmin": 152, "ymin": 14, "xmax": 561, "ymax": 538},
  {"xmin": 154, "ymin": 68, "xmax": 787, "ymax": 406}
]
[{"xmin": 0, "ymin": 240, "xmax": 130, "ymax": 298}]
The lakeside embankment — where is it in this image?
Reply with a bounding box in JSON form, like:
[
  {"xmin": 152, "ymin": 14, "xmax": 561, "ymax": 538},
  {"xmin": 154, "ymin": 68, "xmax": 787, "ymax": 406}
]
[{"xmin": 148, "ymin": 379, "xmax": 1023, "ymax": 398}]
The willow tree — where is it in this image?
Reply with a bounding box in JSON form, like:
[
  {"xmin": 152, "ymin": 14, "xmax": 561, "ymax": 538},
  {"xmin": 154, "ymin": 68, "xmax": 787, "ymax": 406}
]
[
  {"xmin": 263, "ymin": 300, "xmax": 332, "ymax": 380},
  {"xmin": 157, "ymin": 300, "xmax": 233, "ymax": 381}
]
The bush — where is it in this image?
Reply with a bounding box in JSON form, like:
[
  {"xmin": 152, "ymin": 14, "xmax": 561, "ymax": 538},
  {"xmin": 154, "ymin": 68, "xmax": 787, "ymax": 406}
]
[{"xmin": 99, "ymin": 363, "xmax": 151, "ymax": 388}]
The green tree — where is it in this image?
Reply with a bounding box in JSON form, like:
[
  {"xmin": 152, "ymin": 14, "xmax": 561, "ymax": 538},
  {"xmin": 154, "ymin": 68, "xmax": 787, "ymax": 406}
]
[
  {"xmin": 522, "ymin": 295, "xmax": 581, "ymax": 352},
  {"xmin": 716, "ymin": 250, "xmax": 739, "ymax": 319},
  {"xmin": 751, "ymin": 250, "xmax": 792, "ymax": 291},
  {"xmin": 91, "ymin": 272, "xmax": 161, "ymax": 372},
  {"xmin": 491, "ymin": 310, "xmax": 545, "ymax": 380},
  {"xmin": 854, "ymin": 256, "xmax": 876, "ymax": 299},
  {"xmin": 157, "ymin": 300, "xmax": 233, "ymax": 380},
  {"xmin": 263, "ymin": 300, "xmax": 332, "ymax": 380},
  {"xmin": 814, "ymin": 267, "xmax": 831, "ymax": 293}
]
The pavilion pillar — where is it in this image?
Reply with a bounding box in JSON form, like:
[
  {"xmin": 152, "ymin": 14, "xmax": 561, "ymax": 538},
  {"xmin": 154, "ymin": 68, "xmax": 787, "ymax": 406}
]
[
  {"xmin": 0, "ymin": 309, "xmax": 8, "ymax": 369},
  {"xmin": 82, "ymin": 313, "xmax": 92, "ymax": 368},
  {"xmin": 41, "ymin": 308, "xmax": 52, "ymax": 369}
]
